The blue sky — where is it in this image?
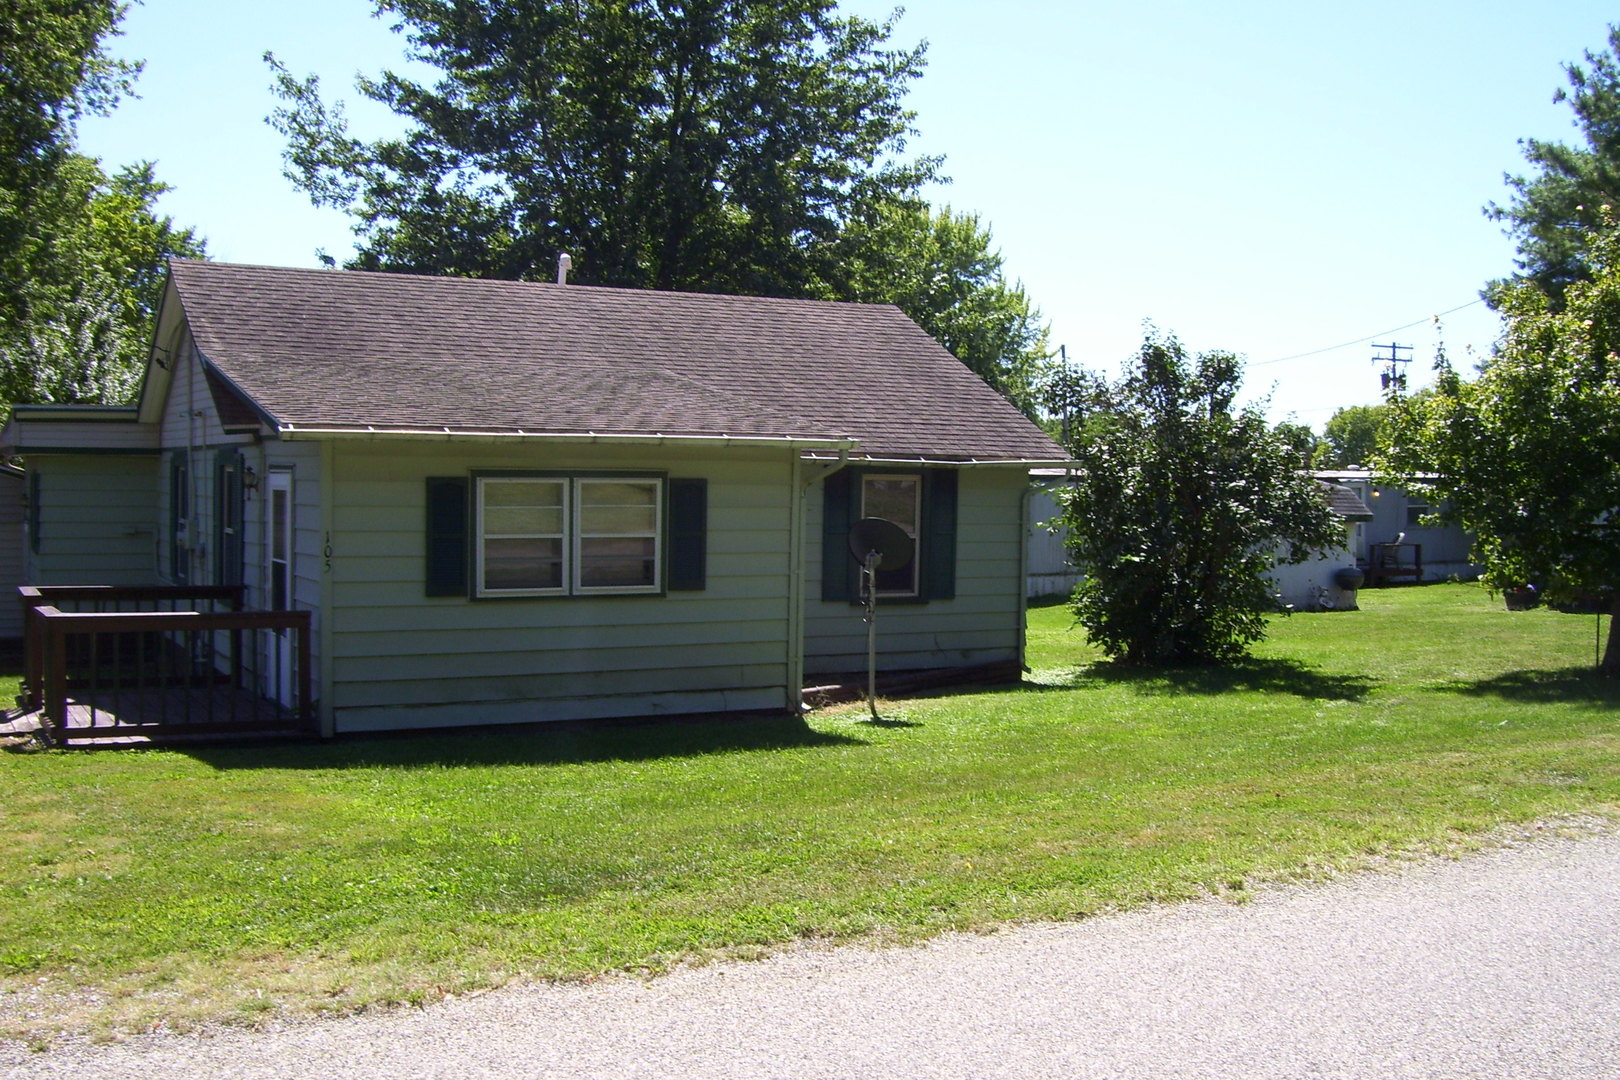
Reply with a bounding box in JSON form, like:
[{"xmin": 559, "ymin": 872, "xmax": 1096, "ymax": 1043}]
[{"xmin": 78, "ymin": 0, "xmax": 1618, "ymax": 427}]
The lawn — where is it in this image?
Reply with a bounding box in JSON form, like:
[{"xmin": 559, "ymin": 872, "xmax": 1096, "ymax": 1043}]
[{"xmin": 1, "ymin": 583, "xmax": 1616, "ymax": 1040}]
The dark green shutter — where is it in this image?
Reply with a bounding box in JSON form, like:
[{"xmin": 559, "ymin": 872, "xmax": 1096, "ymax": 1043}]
[
  {"xmin": 425, "ymin": 476, "xmax": 469, "ymax": 597},
  {"xmin": 920, "ymin": 469, "xmax": 958, "ymax": 601},
  {"xmin": 26, "ymin": 470, "xmax": 40, "ymax": 555},
  {"xmin": 667, "ymin": 478, "xmax": 707, "ymax": 591},
  {"xmin": 168, "ymin": 451, "xmax": 189, "ymax": 582},
  {"xmin": 821, "ymin": 469, "xmax": 856, "ymax": 602},
  {"xmin": 214, "ymin": 448, "xmax": 244, "ymax": 587}
]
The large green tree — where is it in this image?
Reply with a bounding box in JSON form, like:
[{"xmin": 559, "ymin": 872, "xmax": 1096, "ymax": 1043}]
[
  {"xmin": 1, "ymin": 0, "xmax": 203, "ymax": 405},
  {"xmin": 838, "ymin": 203, "xmax": 1050, "ymax": 417},
  {"xmin": 1487, "ymin": 24, "xmax": 1620, "ymax": 303},
  {"xmin": 1057, "ymin": 329, "xmax": 1342, "ymax": 666},
  {"xmin": 267, "ymin": 0, "xmax": 938, "ymax": 297},
  {"xmin": 1319, "ymin": 403, "xmax": 1390, "ymax": 468},
  {"xmin": 1382, "ymin": 223, "xmax": 1620, "ymax": 675},
  {"xmin": 0, "ymin": 0, "xmax": 138, "ymax": 201}
]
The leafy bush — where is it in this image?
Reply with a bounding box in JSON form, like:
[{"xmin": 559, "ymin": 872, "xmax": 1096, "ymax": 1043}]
[{"xmin": 1057, "ymin": 328, "xmax": 1340, "ymax": 665}]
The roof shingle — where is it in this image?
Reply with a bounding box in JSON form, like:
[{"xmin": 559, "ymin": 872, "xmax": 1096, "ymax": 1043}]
[{"xmin": 167, "ymin": 260, "xmax": 1067, "ymax": 462}]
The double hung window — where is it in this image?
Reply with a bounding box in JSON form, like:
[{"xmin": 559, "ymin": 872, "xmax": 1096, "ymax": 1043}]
[
  {"xmin": 820, "ymin": 467, "xmax": 958, "ymax": 604},
  {"xmin": 476, "ymin": 476, "xmax": 661, "ymax": 596},
  {"xmin": 860, "ymin": 473, "xmax": 921, "ymax": 597}
]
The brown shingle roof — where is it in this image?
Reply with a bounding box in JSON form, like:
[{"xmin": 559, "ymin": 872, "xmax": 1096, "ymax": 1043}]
[
  {"xmin": 1321, "ymin": 481, "xmax": 1375, "ymax": 522},
  {"xmin": 167, "ymin": 260, "xmax": 1067, "ymax": 462}
]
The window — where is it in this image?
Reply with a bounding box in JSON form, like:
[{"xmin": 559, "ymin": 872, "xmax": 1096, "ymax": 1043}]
[
  {"xmin": 168, "ymin": 451, "xmax": 189, "ymax": 582},
  {"xmin": 1405, "ymin": 499, "xmax": 1430, "ymax": 529},
  {"xmin": 821, "ymin": 467, "xmax": 957, "ymax": 604},
  {"xmin": 475, "ymin": 475, "xmax": 662, "ymax": 596},
  {"xmin": 576, "ymin": 479, "xmax": 660, "ymax": 590},
  {"xmin": 479, "ymin": 477, "xmax": 568, "ymax": 594},
  {"xmin": 214, "ymin": 448, "xmax": 245, "ymax": 587},
  {"xmin": 860, "ymin": 473, "xmax": 920, "ymax": 596},
  {"xmin": 26, "ymin": 470, "xmax": 40, "ymax": 555}
]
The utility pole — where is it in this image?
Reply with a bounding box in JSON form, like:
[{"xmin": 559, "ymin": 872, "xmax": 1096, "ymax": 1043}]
[
  {"xmin": 1056, "ymin": 344, "xmax": 1072, "ymax": 450},
  {"xmin": 1372, "ymin": 342, "xmax": 1412, "ymax": 394}
]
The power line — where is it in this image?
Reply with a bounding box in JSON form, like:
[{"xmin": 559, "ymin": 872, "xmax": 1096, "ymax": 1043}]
[{"xmin": 1252, "ymin": 298, "xmax": 1485, "ymax": 367}]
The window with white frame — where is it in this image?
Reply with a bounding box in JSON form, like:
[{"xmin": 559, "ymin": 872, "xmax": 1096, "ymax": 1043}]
[
  {"xmin": 860, "ymin": 473, "xmax": 920, "ymax": 596},
  {"xmin": 576, "ymin": 478, "xmax": 660, "ymax": 590},
  {"xmin": 476, "ymin": 475, "xmax": 661, "ymax": 596}
]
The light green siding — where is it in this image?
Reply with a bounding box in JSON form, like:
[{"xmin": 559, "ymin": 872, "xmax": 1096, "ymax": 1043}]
[
  {"xmin": 151, "ymin": 349, "xmax": 327, "ymax": 711},
  {"xmin": 25, "ymin": 454, "xmax": 160, "ymax": 585},
  {"xmin": 803, "ymin": 467, "xmax": 1028, "ymax": 675},
  {"xmin": 155, "ymin": 340, "xmax": 257, "ymax": 591},
  {"xmin": 0, "ymin": 470, "xmax": 24, "ymax": 636},
  {"xmin": 323, "ymin": 440, "xmax": 797, "ymax": 732}
]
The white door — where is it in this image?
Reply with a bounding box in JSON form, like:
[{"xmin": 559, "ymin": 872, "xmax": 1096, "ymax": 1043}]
[{"xmin": 267, "ymin": 469, "xmax": 296, "ymax": 707}]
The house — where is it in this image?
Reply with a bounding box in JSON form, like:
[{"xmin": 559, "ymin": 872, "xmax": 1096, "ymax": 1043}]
[
  {"xmin": 1312, "ymin": 470, "xmax": 1480, "ymax": 584},
  {"xmin": 1264, "ymin": 481, "xmax": 1374, "ymax": 610},
  {"xmin": 1026, "ymin": 474, "xmax": 1079, "ymax": 599},
  {"xmin": 1024, "ymin": 472, "xmax": 1375, "ymax": 610},
  {"xmin": 1, "ymin": 260, "xmax": 1070, "ymax": 738}
]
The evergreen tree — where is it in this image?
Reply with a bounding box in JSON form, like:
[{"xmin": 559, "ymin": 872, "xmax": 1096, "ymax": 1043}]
[{"xmin": 1487, "ymin": 24, "xmax": 1620, "ymax": 303}]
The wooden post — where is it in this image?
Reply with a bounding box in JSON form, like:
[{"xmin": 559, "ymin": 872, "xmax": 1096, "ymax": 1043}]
[
  {"xmin": 42, "ymin": 611, "xmax": 67, "ymax": 744},
  {"xmin": 24, "ymin": 603, "xmax": 44, "ymax": 711},
  {"xmin": 296, "ymin": 611, "xmax": 313, "ymax": 732}
]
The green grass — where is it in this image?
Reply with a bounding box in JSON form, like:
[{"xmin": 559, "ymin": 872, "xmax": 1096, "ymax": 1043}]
[{"xmin": 2, "ymin": 583, "xmax": 1617, "ymax": 1039}]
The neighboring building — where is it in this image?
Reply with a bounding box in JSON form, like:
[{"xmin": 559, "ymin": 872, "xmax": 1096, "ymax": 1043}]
[
  {"xmin": 1026, "ymin": 476, "xmax": 1078, "ymax": 600},
  {"xmin": 1265, "ymin": 481, "xmax": 1374, "ymax": 611},
  {"xmin": 1312, "ymin": 470, "xmax": 1480, "ymax": 584},
  {"xmin": 2, "ymin": 260, "xmax": 1069, "ymax": 735},
  {"xmin": 1025, "ymin": 473, "xmax": 1380, "ymax": 610}
]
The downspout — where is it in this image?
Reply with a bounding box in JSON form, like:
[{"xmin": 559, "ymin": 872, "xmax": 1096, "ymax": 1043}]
[
  {"xmin": 187, "ymin": 344, "xmax": 202, "ymax": 582},
  {"xmin": 1018, "ymin": 480, "xmax": 1033, "ymax": 674},
  {"xmin": 317, "ymin": 439, "xmax": 336, "ymax": 737},
  {"xmin": 788, "ymin": 449, "xmax": 850, "ymax": 712}
]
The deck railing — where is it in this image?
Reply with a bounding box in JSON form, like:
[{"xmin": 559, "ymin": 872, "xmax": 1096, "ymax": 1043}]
[{"xmin": 18, "ymin": 586, "xmax": 314, "ymax": 745}]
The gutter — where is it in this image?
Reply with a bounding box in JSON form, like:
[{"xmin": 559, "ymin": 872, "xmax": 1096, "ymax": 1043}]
[
  {"xmin": 801, "ymin": 454, "xmax": 1080, "ymax": 469},
  {"xmin": 1018, "ymin": 482, "xmax": 1033, "ymax": 674},
  {"xmin": 5, "ymin": 405, "xmax": 142, "ymax": 422},
  {"xmin": 276, "ymin": 426, "xmax": 859, "ymax": 452}
]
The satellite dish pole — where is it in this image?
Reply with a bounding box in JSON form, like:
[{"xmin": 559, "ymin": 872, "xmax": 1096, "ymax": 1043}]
[
  {"xmin": 847, "ymin": 517, "xmax": 915, "ymax": 722},
  {"xmin": 860, "ymin": 547, "xmax": 882, "ymax": 721}
]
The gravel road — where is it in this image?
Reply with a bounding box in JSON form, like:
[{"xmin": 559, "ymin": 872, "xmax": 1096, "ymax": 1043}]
[{"xmin": 4, "ymin": 826, "xmax": 1618, "ymax": 1079}]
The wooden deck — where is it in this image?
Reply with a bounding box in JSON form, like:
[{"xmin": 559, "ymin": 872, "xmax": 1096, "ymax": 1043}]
[
  {"xmin": 17, "ymin": 585, "xmax": 316, "ymax": 746},
  {"xmin": 5, "ymin": 683, "xmax": 306, "ymax": 745}
]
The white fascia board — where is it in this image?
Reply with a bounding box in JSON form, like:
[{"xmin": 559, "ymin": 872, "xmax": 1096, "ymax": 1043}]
[{"xmin": 274, "ymin": 426, "xmax": 860, "ymax": 452}]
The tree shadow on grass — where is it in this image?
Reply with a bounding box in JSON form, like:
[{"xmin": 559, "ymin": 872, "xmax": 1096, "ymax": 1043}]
[
  {"xmin": 1448, "ymin": 667, "xmax": 1620, "ymax": 707},
  {"xmin": 180, "ymin": 711, "xmax": 866, "ymax": 772},
  {"xmin": 1028, "ymin": 657, "xmax": 1378, "ymax": 703}
]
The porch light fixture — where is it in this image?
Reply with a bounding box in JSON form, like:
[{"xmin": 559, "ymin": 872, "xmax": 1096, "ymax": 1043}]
[{"xmin": 242, "ymin": 465, "xmax": 260, "ymax": 495}]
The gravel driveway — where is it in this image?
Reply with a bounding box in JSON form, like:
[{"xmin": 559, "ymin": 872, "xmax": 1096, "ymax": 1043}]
[{"xmin": 4, "ymin": 825, "xmax": 1618, "ymax": 1079}]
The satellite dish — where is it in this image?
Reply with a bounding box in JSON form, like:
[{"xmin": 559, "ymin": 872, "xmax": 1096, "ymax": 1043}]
[
  {"xmin": 847, "ymin": 517, "xmax": 914, "ymax": 570},
  {"xmin": 846, "ymin": 517, "xmax": 914, "ymax": 722}
]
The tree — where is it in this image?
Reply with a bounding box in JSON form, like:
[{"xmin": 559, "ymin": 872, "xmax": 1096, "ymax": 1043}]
[
  {"xmin": 1057, "ymin": 328, "xmax": 1342, "ymax": 666},
  {"xmin": 1381, "ymin": 221, "xmax": 1620, "ymax": 675},
  {"xmin": 1273, "ymin": 420, "xmax": 1323, "ymax": 468},
  {"xmin": 1486, "ymin": 24, "xmax": 1620, "ymax": 303},
  {"xmin": 1, "ymin": 0, "xmax": 203, "ymax": 405},
  {"xmin": 838, "ymin": 203, "xmax": 1050, "ymax": 417},
  {"xmin": 267, "ymin": 0, "xmax": 938, "ymax": 297},
  {"xmin": 0, "ymin": 158, "xmax": 202, "ymax": 404},
  {"xmin": 0, "ymin": 0, "xmax": 139, "ymax": 201},
  {"xmin": 1319, "ymin": 403, "xmax": 1390, "ymax": 467}
]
